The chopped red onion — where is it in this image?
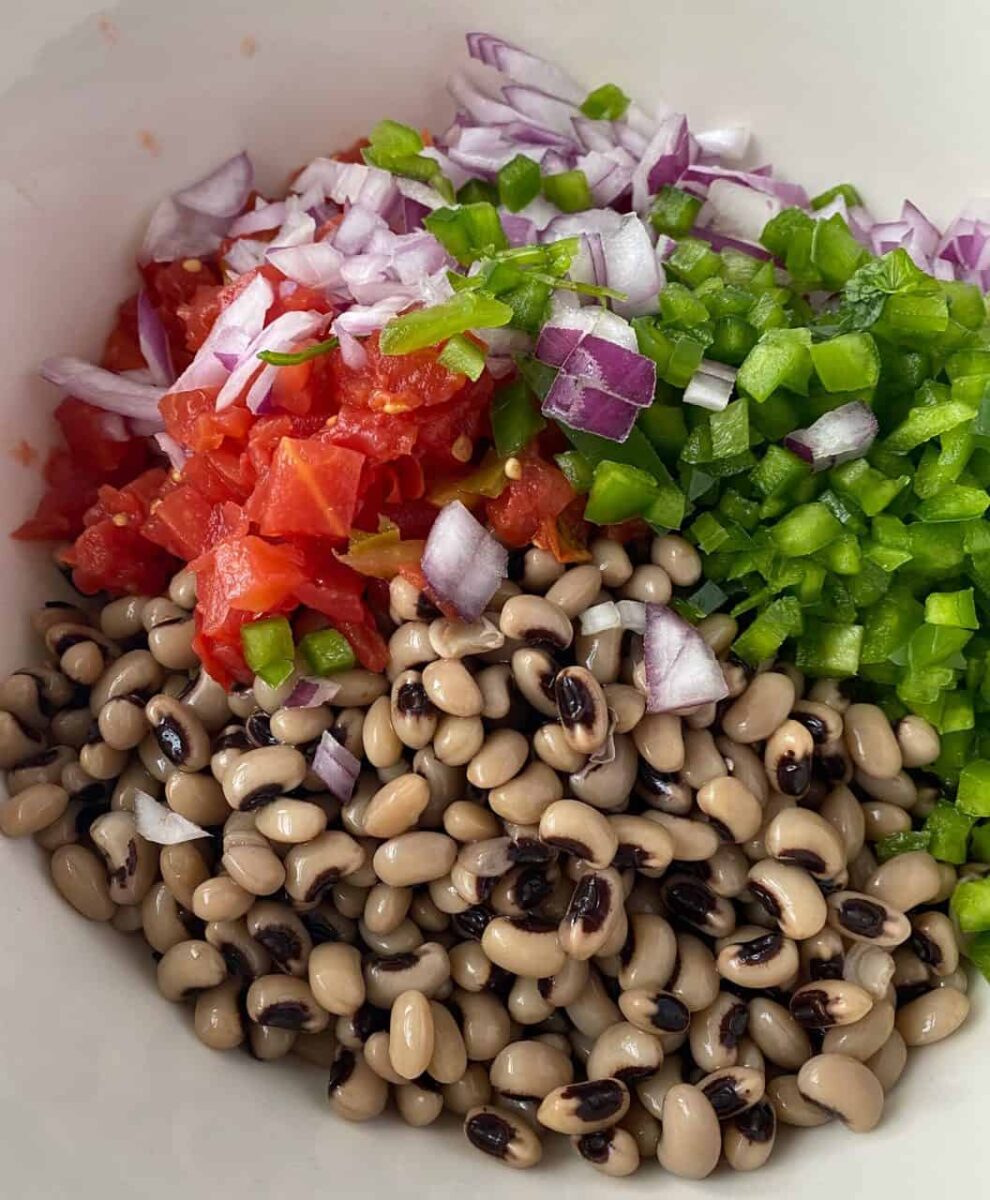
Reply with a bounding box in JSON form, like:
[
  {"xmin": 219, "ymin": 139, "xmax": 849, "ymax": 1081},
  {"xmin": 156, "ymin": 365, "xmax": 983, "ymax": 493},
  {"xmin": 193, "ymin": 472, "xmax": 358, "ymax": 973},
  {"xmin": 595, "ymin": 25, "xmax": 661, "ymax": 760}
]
[
  {"xmin": 467, "ymin": 33, "xmax": 585, "ymax": 104},
  {"xmin": 224, "ymin": 238, "xmax": 270, "ymax": 275},
  {"xmin": 419, "ymin": 146, "xmax": 472, "ymax": 192},
  {"xmin": 215, "ymin": 310, "xmax": 329, "ymax": 410},
  {"xmin": 502, "ymin": 85, "xmax": 580, "ymax": 140},
  {"xmin": 171, "ymin": 273, "xmax": 275, "ymax": 393},
  {"xmin": 334, "ymin": 204, "xmax": 388, "ymax": 255},
  {"xmin": 422, "ymin": 500, "xmax": 509, "ymax": 621},
  {"xmin": 137, "ymin": 291, "xmax": 175, "ymax": 387},
  {"xmin": 542, "ymin": 373, "xmax": 640, "ymax": 443},
  {"xmin": 312, "ymin": 730, "xmax": 361, "ymax": 802},
  {"xmin": 134, "ymin": 791, "xmax": 207, "ymax": 844},
  {"xmin": 41, "ymin": 357, "xmax": 165, "ymax": 423},
  {"xmin": 572, "ymin": 116, "xmax": 618, "ymax": 153},
  {"xmin": 616, "ymin": 599, "xmax": 646, "ymax": 634},
  {"xmin": 631, "ymin": 113, "xmax": 690, "ymax": 212},
  {"xmin": 500, "ymin": 211, "xmax": 538, "ymax": 247},
  {"xmin": 784, "ymin": 401, "xmax": 879, "ymax": 472},
  {"xmin": 292, "ymin": 158, "xmax": 399, "ymax": 216},
  {"xmin": 332, "ymin": 296, "xmax": 412, "ymax": 337},
  {"xmin": 139, "ymin": 198, "xmax": 229, "ymax": 266},
  {"xmin": 153, "ymin": 432, "xmax": 188, "ymax": 472},
  {"xmin": 580, "ymin": 601, "xmax": 621, "ymax": 635},
  {"xmin": 601, "ymin": 214, "xmax": 662, "ymax": 318},
  {"xmin": 557, "ymin": 335, "xmax": 655, "ymax": 408},
  {"xmin": 449, "ymin": 70, "xmax": 520, "ymax": 126},
  {"xmin": 679, "ymin": 164, "xmax": 808, "ymax": 210},
  {"xmin": 267, "ymin": 242, "xmax": 345, "ymax": 290},
  {"xmin": 644, "ymin": 604, "xmax": 729, "ymax": 714},
  {"xmin": 580, "ymin": 150, "xmax": 635, "ymax": 207},
  {"xmin": 697, "ymin": 179, "xmax": 782, "ymax": 244},
  {"xmin": 286, "ymin": 678, "xmax": 341, "ymax": 708},
  {"xmin": 228, "ymin": 200, "xmax": 286, "ymax": 237},
  {"xmin": 683, "ymin": 359, "xmax": 737, "ymax": 412},
  {"xmin": 174, "ymin": 151, "xmax": 253, "ymax": 218},
  {"xmin": 338, "ymin": 331, "xmax": 368, "ymax": 370}
]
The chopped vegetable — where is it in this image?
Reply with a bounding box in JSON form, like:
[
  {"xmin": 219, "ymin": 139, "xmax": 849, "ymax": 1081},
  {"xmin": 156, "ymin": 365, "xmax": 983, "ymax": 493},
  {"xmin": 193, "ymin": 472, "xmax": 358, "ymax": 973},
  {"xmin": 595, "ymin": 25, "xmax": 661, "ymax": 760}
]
[
  {"xmin": 299, "ymin": 628, "xmax": 358, "ymax": 677},
  {"xmin": 241, "ymin": 616, "xmax": 295, "ymax": 688}
]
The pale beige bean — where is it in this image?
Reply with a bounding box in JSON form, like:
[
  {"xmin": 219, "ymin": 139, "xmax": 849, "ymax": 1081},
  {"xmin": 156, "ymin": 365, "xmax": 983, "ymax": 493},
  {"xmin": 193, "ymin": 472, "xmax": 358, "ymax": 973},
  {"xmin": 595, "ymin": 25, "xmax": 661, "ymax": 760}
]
[
  {"xmin": 428, "ymin": 1001, "xmax": 468, "ymax": 1085},
  {"xmin": 160, "ymin": 842, "xmax": 211, "ymax": 910},
  {"xmin": 467, "ymin": 730, "xmax": 529, "ymax": 790},
  {"xmin": 572, "ymin": 1125, "xmax": 640, "ymax": 1177},
  {"xmin": 537, "ymin": 1078, "xmax": 629, "ymax": 1134},
  {"xmin": 326, "ymin": 670, "xmax": 388, "ymax": 707},
  {"xmin": 395, "ymin": 1081, "xmax": 443, "ymax": 1127},
  {"xmin": 620, "ymin": 564, "xmax": 672, "ymax": 606},
  {"xmin": 388, "ymin": 989, "xmax": 435, "ymax": 1080},
  {"xmin": 500, "ymin": 594, "xmax": 573, "ymax": 649},
  {"xmin": 387, "ymin": 621, "xmax": 437, "ymax": 679},
  {"xmin": 680, "ymin": 728, "xmax": 726, "ymax": 789},
  {"xmin": 721, "ymin": 673, "xmax": 796, "ymax": 744},
  {"xmin": 539, "ymin": 799, "xmax": 617, "ymax": 869},
  {"xmin": 362, "ymin": 696, "xmax": 403, "ymax": 769},
  {"xmin": 545, "ymin": 564, "xmax": 603, "ymax": 618},
  {"xmin": 164, "ymin": 770, "xmax": 229, "ymax": 827},
  {"xmin": 433, "ymin": 714, "xmax": 484, "ymax": 766},
  {"xmin": 157, "ymin": 939, "xmax": 226, "ymax": 1002},
  {"xmin": 194, "ymin": 979, "xmax": 245, "ymax": 1051},
  {"xmin": 482, "ymin": 916, "xmax": 565, "ymax": 978},
  {"xmin": 827, "ymin": 891, "xmax": 911, "ymax": 948},
  {"xmin": 89, "ymin": 812, "xmax": 157, "ymax": 905},
  {"xmin": 477, "ymin": 664, "xmax": 512, "ymax": 720},
  {"xmin": 748, "ymin": 999, "xmax": 812, "ymax": 1070},
  {"xmin": 896, "ymin": 987, "xmax": 970, "ymax": 1046},
  {"xmin": 362, "ymin": 883, "xmax": 413, "ymax": 935},
  {"xmin": 591, "ymin": 538, "xmax": 633, "ymax": 588},
  {"xmin": 491, "ymin": 1039, "xmax": 574, "ymax": 1099},
  {"xmin": 463, "ymin": 1104, "xmax": 543, "ymax": 1169},
  {"xmin": 373, "ymin": 832, "xmax": 457, "ymax": 887},
  {"xmin": 747, "ymin": 859, "xmax": 827, "ymax": 941},
  {"xmin": 283, "ymin": 831, "xmax": 365, "ymax": 903},
  {"xmin": 651, "ymin": 534, "xmax": 701, "ymax": 586},
  {"xmin": 797, "ymin": 1054, "xmax": 884, "ymax": 1132},
  {"xmin": 457, "ymin": 989, "xmax": 512, "ymax": 1061},
  {"xmin": 489, "ymin": 761, "xmax": 563, "ymax": 824},
  {"xmin": 532, "ymin": 724, "xmax": 587, "ymax": 773},
  {"xmin": 910, "ymin": 911, "xmax": 960, "ymax": 977},
  {"xmin": 643, "ymin": 813, "xmax": 719, "ymax": 862},
  {"xmin": 789, "ymin": 980, "xmax": 873, "ymax": 1030},
  {"xmin": 363, "ymin": 1030, "xmax": 406, "ymax": 1084},
  {"xmin": 428, "ymin": 616, "xmax": 504, "ymax": 659},
  {"xmin": 767, "ymin": 1074, "xmax": 830, "ymax": 1127},
  {"xmin": 362, "ymin": 773, "xmax": 430, "ymax": 838},
  {"xmin": 0, "ymin": 782, "xmax": 68, "ymax": 838},
  {"xmin": 422, "ymin": 658, "xmax": 483, "ymax": 718},
  {"xmin": 823, "ymin": 1000, "xmax": 895, "ymax": 1061},
  {"xmin": 896, "ymin": 715, "xmax": 940, "ymax": 768},
  {"xmin": 820, "ymin": 783, "xmax": 866, "ymax": 861},
  {"xmin": 688, "ymin": 992, "xmax": 748, "ymax": 1073},
  {"xmin": 50, "ymin": 844, "xmax": 115, "ymax": 921},
  {"xmin": 844, "ymin": 703, "xmax": 902, "ymax": 779},
  {"xmin": 327, "ymin": 1047, "xmax": 389, "ymax": 1122},
  {"xmin": 866, "ymin": 1030, "xmax": 908, "ymax": 1091},
  {"xmin": 444, "ymin": 1065, "xmax": 492, "ymax": 1115},
  {"xmin": 559, "ymin": 868, "xmax": 624, "ymax": 960},
  {"xmin": 632, "ymin": 713, "xmax": 684, "ymax": 773},
  {"xmin": 863, "ymin": 851, "xmax": 941, "ymax": 912},
  {"xmin": 717, "ymin": 932, "xmax": 800, "ymax": 990},
  {"xmin": 191, "ymin": 876, "xmax": 253, "ymax": 922},
  {"xmin": 656, "ymin": 1084, "xmax": 720, "ymax": 1179},
  {"xmin": 697, "ymin": 776, "xmax": 762, "ymax": 843},
  {"xmin": 442, "ymin": 801, "xmax": 500, "ymax": 843},
  {"xmin": 723, "ymin": 1100, "xmax": 776, "ymax": 1172},
  {"xmin": 252, "ymin": 798, "xmax": 327, "ymax": 844}
]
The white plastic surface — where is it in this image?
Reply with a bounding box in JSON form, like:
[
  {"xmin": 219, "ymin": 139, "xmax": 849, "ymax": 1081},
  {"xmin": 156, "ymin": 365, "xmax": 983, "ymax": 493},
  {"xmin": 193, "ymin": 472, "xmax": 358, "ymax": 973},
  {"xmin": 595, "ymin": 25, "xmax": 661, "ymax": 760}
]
[{"xmin": 0, "ymin": 2, "xmax": 986, "ymax": 1196}]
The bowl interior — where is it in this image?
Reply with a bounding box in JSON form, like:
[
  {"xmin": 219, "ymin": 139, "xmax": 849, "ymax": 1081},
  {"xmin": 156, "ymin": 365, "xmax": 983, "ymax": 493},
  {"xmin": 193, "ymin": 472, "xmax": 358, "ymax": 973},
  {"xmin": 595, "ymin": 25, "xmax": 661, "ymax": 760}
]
[{"xmin": 0, "ymin": 2, "xmax": 985, "ymax": 1196}]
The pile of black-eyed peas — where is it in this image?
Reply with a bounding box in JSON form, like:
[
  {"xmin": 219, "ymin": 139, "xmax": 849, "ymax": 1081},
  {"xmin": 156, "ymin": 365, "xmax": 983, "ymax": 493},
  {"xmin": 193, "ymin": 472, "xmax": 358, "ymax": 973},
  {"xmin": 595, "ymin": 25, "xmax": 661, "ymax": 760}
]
[{"xmin": 0, "ymin": 533, "xmax": 974, "ymax": 1179}]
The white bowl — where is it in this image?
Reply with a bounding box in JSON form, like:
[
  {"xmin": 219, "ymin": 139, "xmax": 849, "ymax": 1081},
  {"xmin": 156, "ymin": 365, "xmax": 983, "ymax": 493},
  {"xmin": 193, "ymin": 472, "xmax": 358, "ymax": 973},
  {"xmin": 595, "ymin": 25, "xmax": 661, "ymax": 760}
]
[{"xmin": 0, "ymin": 2, "xmax": 985, "ymax": 1196}]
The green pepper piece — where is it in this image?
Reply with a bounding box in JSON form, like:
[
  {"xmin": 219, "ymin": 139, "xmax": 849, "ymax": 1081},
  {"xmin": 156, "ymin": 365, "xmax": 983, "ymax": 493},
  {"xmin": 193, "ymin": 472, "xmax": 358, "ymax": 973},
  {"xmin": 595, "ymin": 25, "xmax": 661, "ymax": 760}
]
[
  {"xmin": 709, "ymin": 399, "xmax": 750, "ymax": 460},
  {"xmin": 810, "ymin": 183, "xmax": 863, "ymax": 210},
  {"xmin": 924, "ymin": 803, "xmax": 975, "ymax": 864},
  {"xmin": 380, "ymin": 292, "xmax": 513, "ymax": 354},
  {"xmin": 423, "ymin": 203, "xmax": 508, "ymax": 266},
  {"xmin": 915, "ymin": 485, "xmax": 990, "ymax": 523},
  {"xmin": 925, "ymin": 588, "xmax": 979, "ymax": 630},
  {"xmin": 731, "ymin": 597, "xmax": 803, "ymax": 665},
  {"xmin": 580, "ymin": 83, "xmax": 631, "ymax": 120},
  {"xmin": 438, "ymin": 334, "xmax": 486, "ymax": 381},
  {"xmin": 810, "ymin": 332, "xmax": 881, "ymax": 393},
  {"xmin": 875, "ymin": 830, "xmax": 931, "ymax": 863},
  {"xmin": 298, "ymin": 628, "xmax": 357, "ymax": 677},
  {"xmin": 951, "ymin": 877, "xmax": 990, "ymax": 933},
  {"xmin": 648, "ymin": 186, "xmax": 702, "ymax": 239},
  {"xmin": 809, "ymin": 214, "xmax": 869, "ymax": 289},
  {"xmin": 456, "ymin": 178, "xmax": 499, "ymax": 206},
  {"xmin": 958, "ymin": 759, "xmax": 990, "ymax": 818},
  {"xmin": 491, "ymin": 378, "xmax": 545, "ymax": 458},
  {"xmin": 542, "ymin": 169, "xmax": 592, "ymax": 213},
  {"xmin": 497, "ymin": 154, "xmax": 541, "ymax": 213},
  {"xmin": 584, "ymin": 461, "xmax": 659, "ymax": 524},
  {"xmin": 664, "ymin": 238, "xmax": 723, "ymax": 288},
  {"xmin": 737, "ymin": 329, "xmax": 813, "ymax": 403},
  {"xmin": 241, "ymin": 617, "xmax": 295, "ymax": 688},
  {"xmin": 795, "ymin": 621, "xmax": 864, "ymax": 677},
  {"xmin": 554, "ymin": 450, "xmax": 594, "ymax": 494},
  {"xmin": 770, "ymin": 502, "xmax": 842, "ymax": 557},
  {"xmin": 971, "ymin": 822, "xmax": 990, "ymax": 864}
]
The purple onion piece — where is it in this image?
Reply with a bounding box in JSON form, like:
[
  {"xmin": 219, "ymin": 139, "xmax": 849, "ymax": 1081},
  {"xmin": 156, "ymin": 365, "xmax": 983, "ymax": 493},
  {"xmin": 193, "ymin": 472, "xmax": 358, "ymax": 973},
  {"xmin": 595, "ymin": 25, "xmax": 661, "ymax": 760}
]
[
  {"xmin": 783, "ymin": 401, "xmax": 879, "ymax": 473},
  {"xmin": 644, "ymin": 604, "xmax": 729, "ymax": 714},
  {"xmin": 422, "ymin": 501, "xmax": 509, "ymax": 621}
]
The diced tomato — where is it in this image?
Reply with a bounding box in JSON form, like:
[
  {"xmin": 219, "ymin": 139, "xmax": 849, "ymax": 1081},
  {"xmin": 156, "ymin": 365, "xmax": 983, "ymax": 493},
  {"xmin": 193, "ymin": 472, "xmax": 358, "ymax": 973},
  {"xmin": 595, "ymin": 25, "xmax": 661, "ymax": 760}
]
[
  {"xmin": 181, "ymin": 448, "xmax": 256, "ymax": 506},
  {"xmin": 328, "ymin": 332, "xmax": 466, "ymax": 414},
  {"xmin": 380, "ymin": 498, "xmax": 439, "ymax": 540},
  {"xmin": 143, "ymin": 258, "xmax": 221, "ymax": 367},
  {"xmin": 83, "ymin": 468, "xmax": 168, "ymax": 527},
  {"xmin": 329, "ymin": 405, "xmax": 418, "ymax": 462},
  {"xmin": 141, "ymin": 485, "xmax": 215, "ymax": 559},
  {"xmin": 192, "ymin": 535, "xmax": 306, "ymax": 636},
  {"xmin": 161, "ymin": 388, "xmax": 253, "ymax": 454},
  {"xmin": 247, "ymin": 437, "xmax": 364, "ymax": 541},
  {"xmin": 289, "ymin": 540, "xmax": 368, "ymax": 624},
  {"xmin": 332, "ymin": 615, "xmax": 388, "ymax": 673},
  {"xmin": 271, "ymin": 360, "xmax": 315, "ymax": 415},
  {"xmin": 407, "ymin": 373, "xmax": 494, "ymax": 468},
  {"xmin": 487, "ymin": 453, "xmax": 576, "ymax": 549},
  {"xmin": 536, "ymin": 498, "xmax": 591, "ymax": 564},
  {"xmin": 55, "ymin": 398, "xmax": 146, "ymax": 478},
  {"xmin": 62, "ymin": 518, "xmax": 177, "ymax": 596},
  {"xmin": 100, "ymin": 296, "xmax": 145, "ymax": 373},
  {"xmin": 192, "ymin": 608, "xmax": 254, "ymax": 691}
]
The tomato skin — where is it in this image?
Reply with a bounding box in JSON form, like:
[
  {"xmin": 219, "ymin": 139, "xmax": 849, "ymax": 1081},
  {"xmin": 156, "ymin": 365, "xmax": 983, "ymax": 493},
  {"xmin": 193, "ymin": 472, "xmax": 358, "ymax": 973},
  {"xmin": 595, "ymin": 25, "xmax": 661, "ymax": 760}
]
[
  {"xmin": 192, "ymin": 535, "xmax": 306, "ymax": 637},
  {"xmin": 289, "ymin": 539, "xmax": 368, "ymax": 625},
  {"xmin": 64, "ymin": 519, "xmax": 177, "ymax": 596},
  {"xmin": 248, "ymin": 437, "xmax": 364, "ymax": 541},
  {"xmin": 328, "ymin": 332, "xmax": 466, "ymax": 414},
  {"xmin": 486, "ymin": 454, "xmax": 575, "ymax": 549},
  {"xmin": 161, "ymin": 388, "xmax": 253, "ymax": 454},
  {"xmin": 192, "ymin": 608, "xmax": 254, "ymax": 690},
  {"xmin": 329, "ymin": 406, "xmax": 418, "ymax": 461},
  {"xmin": 333, "ymin": 616, "xmax": 388, "ymax": 673}
]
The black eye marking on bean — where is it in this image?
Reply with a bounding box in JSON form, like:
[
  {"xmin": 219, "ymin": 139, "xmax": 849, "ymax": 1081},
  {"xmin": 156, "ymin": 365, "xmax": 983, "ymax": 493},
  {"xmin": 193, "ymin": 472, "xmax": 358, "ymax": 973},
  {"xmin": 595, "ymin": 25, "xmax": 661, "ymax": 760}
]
[
  {"xmin": 775, "ymin": 752, "xmax": 812, "ymax": 796},
  {"xmin": 911, "ymin": 930, "xmax": 942, "ymax": 968},
  {"xmin": 565, "ymin": 1079, "xmax": 625, "ymax": 1122},
  {"xmin": 555, "ymin": 674, "xmax": 596, "ymax": 728},
  {"xmin": 544, "ymin": 835, "xmax": 593, "ymax": 860},
  {"xmin": 301, "ymin": 911, "xmax": 341, "ymax": 944},
  {"xmin": 254, "ymin": 925, "xmax": 303, "ymax": 965},
  {"xmin": 838, "ymin": 898, "xmax": 887, "ymax": 938},
  {"xmin": 514, "ymin": 867, "xmax": 552, "ymax": 911},
  {"xmin": 652, "ymin": 994, "xmax": 690, "ymax": 1032},
  {"xmin": 508, "ymin": 837, "xmax": 554, "ymax": 865},
  {"xmin": 577, "ymin": 1131, "xmax": 611, "ymax": 1162},
  {"xmin": 376, "ymin": 952, "xmax": 420, "ymax": 972},
  {"xmin": 396, "ymin": 682, "xmax": 433, "ymax": 717},
  {"xmin": 220, "ymin": 944, "xmax": 251, "ymax": 977},
  {"xmin": 327, "ymin": 1048, "xmax": 357, "ymax": 1092},
  {"xmin": 809, "ymin": 953, "xmax": 844, "ymax": 981},
  {"xmin": 735, "ymin": 1100, "xmax": 775, "ymax": 1143},
  {"xmin": 240, "ymin": 784, "xmax": 282, "ymax": 813},
  {"xmin": 568, "ymin": 874, "xmax": 613, "ymax": 932},
  {"xmin": 305, "ymin": 868, "xmax": 342, "ymax": 903},
  {"xmin": 665, "ymin": 879, "xmax": 717, "ymax": 926},
  {"xmin": 415, "ymin": 594, "xmax": 440, "ymax": 620},
  {"xmin": 749, "ymin": 882, "xmax": 783, "ymax": 921},
  {"xmin": 52, "ymin": 632, "xmax": 92, "ymax": 656},
  {"xmin": 214, "ymin": 728, "xmax": 251, "ymax": 752},
  {"xmin": 465, "ymin": 1111, "xmax": 513, "ymax": 1158},
  {"xmin": 816, "ymin": 752, "xmax": 848, "ymax": 782},
  {"xmin": 793, "ymin": 713, "xmax": 829, "ymax": 744},
  {"xmin": 258, "ymin": 1001, "xmax": 310, "ymax": 1030},
  {"xmin": 703, "ymin": 1076, "xmax": 748, "ymax": 1118},
  {"xmin": 154, "ymin": 715, "xmax": 188, "ymax": 764},
  {"xmin": 510, "ymin": 915, "xmax": 557, "ymax": 935},
  {"xmin": 720, "ymin": 1002, "xmax": 749, "ymax": 1048},
  {"xmin": 537, "ymin": 668, "xmax": 559, "ymax": 702},
  {"xmin": 790, "ymin": 990, "xmax": 834, "ymax": 1028},
  {"xmin": 778, "ymin": 847, "xmax": 827, "ymax": 875},
  {"xmin": 246, "ymin": 711, "xmax": 277, "ymax": 747},
  {"xmin": 452, "ymin": 906, "xmax": 492, "ymax": 941},
  {"xmin": 735, "ymin": 933, "xmax": 783, "ymax": 966}
]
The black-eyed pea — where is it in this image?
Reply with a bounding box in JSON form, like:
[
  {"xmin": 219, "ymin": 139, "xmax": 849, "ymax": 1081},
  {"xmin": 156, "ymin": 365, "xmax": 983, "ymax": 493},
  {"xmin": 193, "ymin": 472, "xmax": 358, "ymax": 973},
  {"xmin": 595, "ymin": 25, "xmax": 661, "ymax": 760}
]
[
  {"xmin": 601, "ymin": 684, "xmax": 644, "ymax": 735},
  {"xmin": 222, "ymin": 745, "xmax": 307, "ymax": 812},
  {"xmin": 819, "ymin": 783, "xmax": 866, "ymax": 862},
  {"xmin": 822, "ymin": 999, "xmax": 895, "ymax": 1061},
  {"xmin": 706, "ymin": 844, "xmax": 750, "ymax": 899},
  {"xmin": 204, "ymin": 918, "xmax": 272, "ymax": 980},
  {"xmin": 245, "ymin": 900, "xmax": 312, "ymax": 976},
  {"xmin": 554, "ymin": 666, "xmax": 609, "ymax": 755},
  {"xmin": 532, "ymin": 724, "xmax": 587, "ymax": 773},
  {"xmin": 723, "ymin": 1099, "xmax": 777, "ymax": 1172},
  {"xmin": 796, "ymin": 1053, "xmax": 884, "ymax": 1132},
  {"xmin": 157, "ymin": 939, "xmax": 227, "ymax": 1002},
  {"xmin": 508, "ymin": 972, "xmax": 555, "ymax": 1026},
  {"xmin": 481, "ymin": 915, "xmax": 565, "ymax": 978},
  {"xmin": 426, "ymin": 1001, "xmax": 467, "ymax": 1084},
  {"xmin": 390, "ymin": 670, "xmax": 438, "ymax": 750},
  {"xmin": 386, "ymin": 621, "xmax": 436, "ymax": 682},
  {"xmin": 748, "ymin": 998, "xmax": 812, "ymax": 1070},
  {"xmin": 283, "ymin": 831, "xmax": 365, "ymax": 903},
  {"xmin": 910, "ymin": 911, "xmax": 960, "ymax": 977},
  {"xmin": 254, "ymin": 797, "xmax": 328, "ymax": 844},
  {"xmin": 680, "ymin": 729, "xmax": 726, "ymax": 790},
  {"xmin": 160, "ymin": 841, "xmax": 211, "ymax": 910},
  {"xmin": 862, "ymin": 800, "xmax": 912, "ymax": 842},
  {"xmin": 789, "ymin": 980, "xmax": 874, "ymax": 1030},
  {"xmin": 191, "ymin": 875, "xmax": 254, "ymax": 922},
  {"xmin": 619, "ymin": 564, "xmax": 671, "ymax": 606},
  {"xmin": 363, "ymin": 1030, "xmax": 407, "ymax": 1084},
  {"xmin": 651, "ymin": 534, "xmax": 701, "ymax": 586},
  {"xmin": 96, "ymin": 695, "xmax": 148, "ymax": 752},
  {"xmin": 747, "ymin": 859, "xmax": 827, "ymax": 941},
  {"xmin": 464, "ymin": 1104, "xmax": 543, "ymax": 1169},
  {"xmin": 477, "ymin": 664, "xmax": 512, "ymax": 720},
  {"xmin": 490, "ymin": 1038, "xmax": 574, "ymax": 1100},
  {"xmin": 510, "ymin": 647, "xmax": 561, "ymax": 718},
  {"xmin": 433, "ymin": 715, "xmax": 484, "ymax": 766},
  {"xmin": 0, "ymin": 782, "xmax": 68, "ymax": 838},
  {"xmin": 194, "ymin": 978, "xmax": 245, "ymax": 1051},
  {"xmin": 843, "ymin": 703, "xmax": 902, "ymax": 780},
  {"xmin": 144, "ymin": 694, "xmax": 210, "ymax": 773},
  {"xmin": 697, "ymin": 1065, "xmax": 765, "ymax": 1120},
  {"xmin": 590, "ymin": 537, "xmax": 633, "ymax": 588},
  {"xmin": 363, "ymin": 942, "xmax": 450, "ymax": 1008},
  {"xmin": 865, "ymin": 1030, "xmax": 908, "ymax": 1092},
  {"xmin": 717, "ymin": 931, "xmax": 800, "ymax": 990},
  {"xmin": 666, "ymin": 933, "xmax": 720, "ymax": 1014},
  {"xmin": 539, "ymin": 799, "xmax": 617, "ymax": 869},
  {"xmin": 78, "ymin": 739, "xmax": 128, "ymax": 781},
  {"xmin": 632, "ymin": 712, "xmax": 684, "ymax": 773},
  {"xmin": 361, "ymin": 695, "xmax": 403, "ymax": 771},
  {"xmin": 575, "ymin": 626, "xmax": 622, "ymax": 686},
  {"xmin": 545, "ymin": 564, "xmax": 603, "ymax": 619},
  {"xmin": 421, "ymin": 658, "xmax": 483, "ymax": 718},
  {"xmin": 488, "ymin": 760, "xmax": 562, "ymax": 825},
  {"xmin": 558, "ymin": 867, "xmax": 624, "ymax": 960},
  {"xmin": 764, "ymin": 719, "xmax": 814, "ymax": 798},
  {"xmin": 767, "ymin": 1074, "xmax": 830, "ymax": 1127},
  {"xmin": 362, "ymin": 882, "xmax": 412, "ymax": 936},
  {"xmin": 372, "ymin": 831, "xmax": 457, "ymax": 888},
  {"xmin": 456, "ymin": 988, "xmax": 512, "ymax": 1061},
  {"xmin": 442, "ymin": 801, "xmax": 500, "ymax": 844},
  {"xmin": 660, "ymin": 875, "xmax": 736, "ymax": 939},
  {"xmin": 656, "ymin": 1083, "xmax": 721, "ymax": 1179},
  {"xmin": 387, "ymin": 988, "xmax": 434, "ymax": 1080},
  {"xmin": 618, "ymin": 989, "xmax": 690, "ymax": 1037},
  {"xmin": 764, "ymin": 806, "xmax": 846, "ymax": 879},
  {"xmin": 642, "ymin": 812, "xmax": 720, "ymax": 863},
  {"xmin": 444, "ymin": 1064, "xmax": 492, "ymax": 1116},
  {"xmin": 619, "ymin": 1096, "xmax": 661, "ymax": 1158},
  {"xmin": 164, "ymin": 770, "xmax": 229, "ymax": 827},
  {"xmin": 245, "ymin": 973, "xmax": 328, "ymax": 1033},
  {"xmin": 827, "ymin": 891, "xmax": 911, "ymax": 948},
  {"xmin": 248, "ymin": 1024, "xmax": 297, "ymax": 1061},
  {"xmin": 896, "ymin": 986, "xmax": 970, "ymax": 1046},
  {"xmin": 50, "ymin": 843, "xmax": 115, "ymax": 921},
  {"xmin": 361, "ymin": 773, "xmax": 430, "ymax": 840},
  {"xmin": 695, "ymin": 776, "xmax": 762, "ymax": 844},
  {"xmin": 395, "ymin": 1080, "xmax": 444, "ymax": 1127},
  {"xmin": 89, "ymin": 811, "xmax": 157, "ymax": 905},
  {"xmin": 586, "ymin": 1021, "xmax": 664, "ymax": 1085},
  {"xmin": 721, "ymin": 673, "xmax": 796, "ymax": 744},
  {"xmin": 607, "ymin": 814, "xmax": 674, "ymax": 876},
  {"xmin": 689, "ymin": 992, "xmax": 749, "ymax": 1073},
  {"xmin": 863, "ymin": 851, "xmax": 942, "ymax": 912},
  {"xmin": 895, "ymin": 715, "xmax": 940, "ymax": 769},
  {"xmin": 565, "ymin": 968, "xmax": 622, "ymax": 1038},
  {"xmin": 537, "ymin": 1077, "xmax": 629, "ymax": 1135},
  {"xmin": 327, "ymin": 1046, "xmax": 389, "ymax": 1122},
  {"xmin": 360, "ymin": 918, "xmax": 423, "ymax": 957},
  {"xmin": 572, "ymin": 1126, "xmax": 640, "ymax": 1177}
]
